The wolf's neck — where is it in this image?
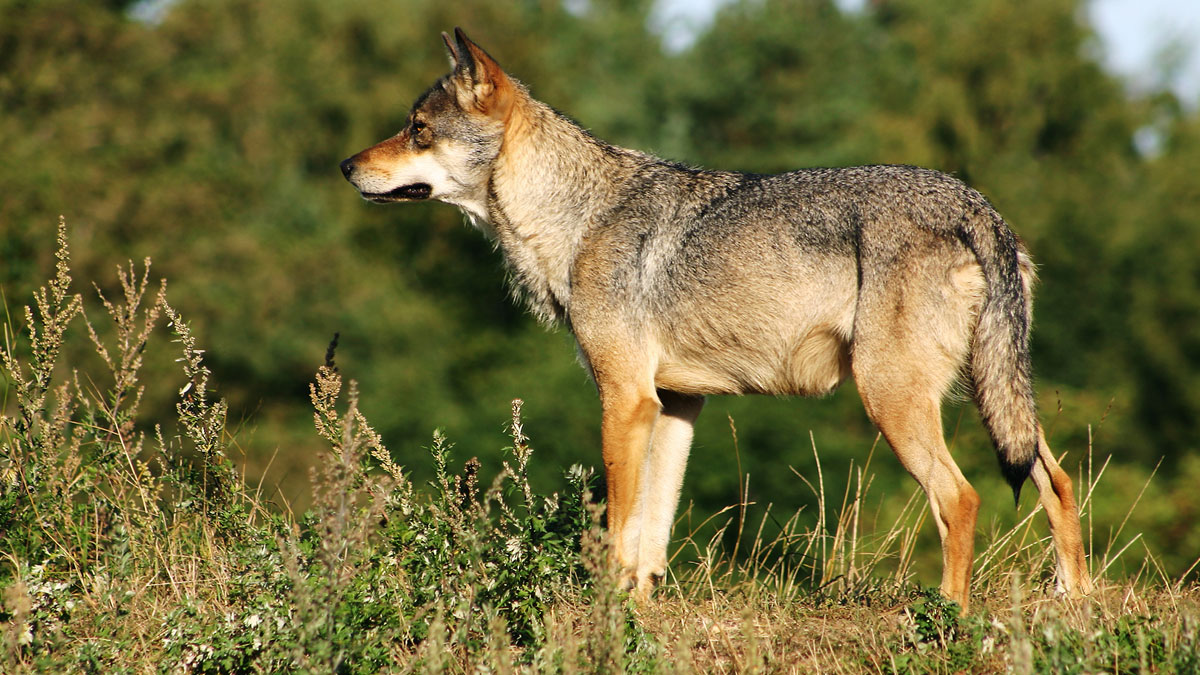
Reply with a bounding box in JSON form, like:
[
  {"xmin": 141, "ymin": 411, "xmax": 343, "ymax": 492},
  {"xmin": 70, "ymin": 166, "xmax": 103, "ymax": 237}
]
[{"xmin": 483, "ymin": 93, "xmax": 644, "ymax": 324}]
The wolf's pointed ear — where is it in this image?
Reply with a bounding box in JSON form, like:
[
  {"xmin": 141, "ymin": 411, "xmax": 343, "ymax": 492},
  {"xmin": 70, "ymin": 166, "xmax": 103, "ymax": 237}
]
[
  {"xmin": 441, "ymin": 31, "xmax": 461, "ymax": 69},
  {"xmin": 449, "ymin": 27, "xmax": 514, "ymax": 121}
]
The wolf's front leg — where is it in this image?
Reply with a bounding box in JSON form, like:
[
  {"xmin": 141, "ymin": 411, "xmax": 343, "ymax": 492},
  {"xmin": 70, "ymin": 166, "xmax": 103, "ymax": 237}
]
[
  {"xmin": 630, "ymin": 391, "xmax": 704, "ymax": 598},
  {"xmin": 599, "ymin": 384, "xmax": 661, "ymax": 589}
]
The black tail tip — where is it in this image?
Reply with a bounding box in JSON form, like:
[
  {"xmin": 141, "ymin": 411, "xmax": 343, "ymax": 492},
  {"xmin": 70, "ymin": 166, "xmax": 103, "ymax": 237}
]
[{"xmin": 1000, "ymin": 455, "xmax": 1035, "ymax": 507}]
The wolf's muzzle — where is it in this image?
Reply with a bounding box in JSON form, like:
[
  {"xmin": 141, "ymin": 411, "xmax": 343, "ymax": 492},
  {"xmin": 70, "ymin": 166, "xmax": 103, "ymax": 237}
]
[{"xmin": 339, "ymin": 157, "xmax": 432, "ymax": 202}]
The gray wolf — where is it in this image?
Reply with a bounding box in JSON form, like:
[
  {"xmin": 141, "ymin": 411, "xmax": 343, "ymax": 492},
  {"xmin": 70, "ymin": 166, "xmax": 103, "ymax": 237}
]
[{"xmin": 339, "ymin": 28, "xmax": 1091, "ymax": 610}]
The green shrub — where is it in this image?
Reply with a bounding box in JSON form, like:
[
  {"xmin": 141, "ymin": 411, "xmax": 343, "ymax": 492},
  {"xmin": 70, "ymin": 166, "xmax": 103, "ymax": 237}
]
[{"xmin": 0, "ymin": 221, "xmax": 638, "ymax": 673}]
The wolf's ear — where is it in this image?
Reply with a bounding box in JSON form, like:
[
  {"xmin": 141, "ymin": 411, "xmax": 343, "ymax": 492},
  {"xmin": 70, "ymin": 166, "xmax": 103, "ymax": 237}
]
[
  {"xmin": 441, "ymin": 31, "xmax": 461, "ymax": 69},
  {"xmin": 448, "ymin": 27, "xmax": 514, "ymax": 122}
]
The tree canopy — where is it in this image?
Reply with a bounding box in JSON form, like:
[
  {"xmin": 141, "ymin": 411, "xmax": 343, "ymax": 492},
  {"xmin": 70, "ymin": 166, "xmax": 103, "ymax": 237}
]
[{"xmin": 4, "ymin": 0, "xmax": 1198, "ymax": 571}]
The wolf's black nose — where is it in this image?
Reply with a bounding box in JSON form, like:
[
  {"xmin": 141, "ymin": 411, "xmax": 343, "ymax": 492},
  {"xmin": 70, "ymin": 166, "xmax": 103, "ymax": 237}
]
[{"xmin": 339, "ymin": 158, "xmax": 355, "ymax": 180}]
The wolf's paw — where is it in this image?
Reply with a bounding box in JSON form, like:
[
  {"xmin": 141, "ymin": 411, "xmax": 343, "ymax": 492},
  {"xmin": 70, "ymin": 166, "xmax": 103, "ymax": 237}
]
[{"xmin": 632, "ymin": 568, "xmax": 666, "ymax": 601}]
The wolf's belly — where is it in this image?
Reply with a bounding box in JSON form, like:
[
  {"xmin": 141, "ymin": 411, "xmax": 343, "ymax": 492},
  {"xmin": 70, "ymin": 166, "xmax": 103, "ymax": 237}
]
[{"xmin": 653, "ymin": 325, "xmax": 852, "ymax": 397}]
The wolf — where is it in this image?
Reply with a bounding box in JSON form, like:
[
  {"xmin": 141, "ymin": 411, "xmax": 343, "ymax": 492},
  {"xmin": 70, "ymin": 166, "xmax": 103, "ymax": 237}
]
[{"xmin": 339, "ymin": 28, "xmax": 1091, "ymax": 610}]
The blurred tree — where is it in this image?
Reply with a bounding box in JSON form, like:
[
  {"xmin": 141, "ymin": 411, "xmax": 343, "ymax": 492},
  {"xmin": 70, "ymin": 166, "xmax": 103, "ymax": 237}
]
[
  {"xmin": 864, "ymin": 0, "xmax": 1199, "ymax": 463},
  {"xmin": 663, "ymin": 0, "xmax": 881, "ymax": 170},
  {"xmin": 0, "ymin": 0, "xmax": 670, "ymax": 500},
  {"xmin": 1, "ymin": 0, "xmax": 1197, "ymax": 573}
]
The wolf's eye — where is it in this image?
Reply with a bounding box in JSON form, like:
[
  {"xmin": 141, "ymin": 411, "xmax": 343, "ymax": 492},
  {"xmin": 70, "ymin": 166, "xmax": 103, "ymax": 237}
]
[{"xmin": 411, "ymin": 120, "xmax": 427, "ymax": 134}]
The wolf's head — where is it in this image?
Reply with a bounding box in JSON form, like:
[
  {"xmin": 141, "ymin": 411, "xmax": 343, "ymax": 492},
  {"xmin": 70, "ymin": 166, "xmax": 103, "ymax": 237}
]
[{"xmin": 339, "ymin": 28, "xmax": 516, "ymax": 223}]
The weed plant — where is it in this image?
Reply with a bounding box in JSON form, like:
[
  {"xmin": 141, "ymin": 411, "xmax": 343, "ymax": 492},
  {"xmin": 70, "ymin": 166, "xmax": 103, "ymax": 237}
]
[{"xmin": 2, "ymin": 222, "xmax": 1198, "ymax": 672}]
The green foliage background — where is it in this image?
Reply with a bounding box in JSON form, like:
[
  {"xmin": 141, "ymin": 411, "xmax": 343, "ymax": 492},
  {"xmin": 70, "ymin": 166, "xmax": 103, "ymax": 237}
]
[{"xmin": 3, "ymin": 0, "xmax": 1199, "ymax": 576}]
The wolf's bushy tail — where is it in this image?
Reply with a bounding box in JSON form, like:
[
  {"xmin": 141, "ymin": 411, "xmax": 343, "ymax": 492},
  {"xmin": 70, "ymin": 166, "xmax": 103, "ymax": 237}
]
[{"xmin": 963, "ymin": 209, "xmax": 1040, "ymax": 502}]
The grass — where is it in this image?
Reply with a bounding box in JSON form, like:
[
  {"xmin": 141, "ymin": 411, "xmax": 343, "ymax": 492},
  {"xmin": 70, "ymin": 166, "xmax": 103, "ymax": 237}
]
[{"xmin": 2, "ymin": 221, "xmax": 1198, "ymax": 673}]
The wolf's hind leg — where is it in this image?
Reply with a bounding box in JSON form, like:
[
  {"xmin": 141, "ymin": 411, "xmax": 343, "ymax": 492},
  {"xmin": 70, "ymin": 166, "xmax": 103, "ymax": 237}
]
[
  {"xmin": 859, "ymin": 389, "xmax": 980, "ymax": 610},
  {"xmin": 1030, "ymin": 430, "xmax": 1092, "ymax": 596},
  {"xmin": 629, "ymin": 391, "xmax": 704, "ymax": 598},
  {"xmin": 851, "ymin": 283, "xmax": 981, "ymax": 608}
]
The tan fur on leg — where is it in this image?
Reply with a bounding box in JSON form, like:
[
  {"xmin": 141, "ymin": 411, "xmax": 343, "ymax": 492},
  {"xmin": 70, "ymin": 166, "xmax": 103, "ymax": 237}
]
[
  {"xmin": 862, "ymin": 394, "xmax": 980, "ymax": 610},
  {"xmin": 1030, "ymin": 429, "xmax": 1092, "ymax": 596},
  {"xmin": 629, "ymin": 391, "xmax": 704, "ymax": 599},
  {"xmin": 599, "ymin": 384, "xmax": 661, "ymax": 588}
]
